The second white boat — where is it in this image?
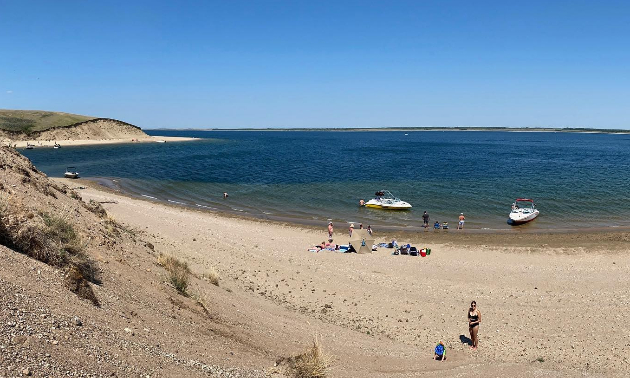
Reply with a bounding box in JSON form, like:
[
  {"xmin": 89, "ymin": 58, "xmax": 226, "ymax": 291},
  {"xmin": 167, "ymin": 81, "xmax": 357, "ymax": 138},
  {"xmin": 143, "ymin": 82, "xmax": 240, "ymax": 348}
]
[{"xmin": 508, "ymin": 198, "xmax": 539, "ymax": 225}]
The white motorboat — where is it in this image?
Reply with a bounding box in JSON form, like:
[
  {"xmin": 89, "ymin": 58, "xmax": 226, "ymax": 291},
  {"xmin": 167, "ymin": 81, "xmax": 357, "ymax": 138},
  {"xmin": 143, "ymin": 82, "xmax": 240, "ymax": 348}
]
[
  {"xmin": 508, "ymin": 198, "xmax": 539, "ymax": 225},
  {"xmin": 64, "ymin": 167, "xmax": 79, "ymax": 179},
  {"xmin": 25, "ymin": 143, "xmax": 35, "ymax": 150},
  {"xmin": 364, "ymin": 190, "xmax": 412, "ymax": 210},
  {"xmin": 53, "ymin": 142, "xmax": 61, "ymax": 149}
]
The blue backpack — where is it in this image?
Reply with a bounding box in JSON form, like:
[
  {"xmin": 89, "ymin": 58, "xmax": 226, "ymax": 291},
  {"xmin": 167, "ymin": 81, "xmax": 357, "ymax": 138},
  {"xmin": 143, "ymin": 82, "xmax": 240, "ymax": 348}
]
[{"xmin": 434, "ymin": 343, "xmax": 445, "ymax": 356}]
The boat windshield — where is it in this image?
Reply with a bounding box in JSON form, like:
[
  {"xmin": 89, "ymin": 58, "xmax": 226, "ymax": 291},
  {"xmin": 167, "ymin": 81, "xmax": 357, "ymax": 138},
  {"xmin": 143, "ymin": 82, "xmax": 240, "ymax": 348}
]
[{"xmin": 513, "ymin": 200, "xmax": 535, "ymax": 210}]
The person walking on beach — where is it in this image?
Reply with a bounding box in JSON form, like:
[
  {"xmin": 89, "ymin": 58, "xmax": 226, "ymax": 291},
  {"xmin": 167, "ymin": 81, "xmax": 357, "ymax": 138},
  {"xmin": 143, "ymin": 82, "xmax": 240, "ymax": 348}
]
[
  {"xmin": 328, "ymin": 222, "xmax": 334, "ymax": 239},
  {"xmin": 468, "ymin": 301, "xmax": 481, "ymax": 349},
  {"xmin": 458, "ymin": 213, "xmax": 465, "ymax": 229},
  {"xmin": 422, "ymin": 211, "xmax": 430, "ymax": 228},
  {"xmin": 367, "ymin": 225, "xmax": 372, "ymax": 235},
  {"xmin": 349, "ymin": 223, "xmax": 354, "ymax": 237}
]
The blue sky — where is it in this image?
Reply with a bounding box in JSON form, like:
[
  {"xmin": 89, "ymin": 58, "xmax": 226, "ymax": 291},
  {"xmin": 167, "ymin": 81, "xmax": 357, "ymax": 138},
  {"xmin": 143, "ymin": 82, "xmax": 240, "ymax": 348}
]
[{"xmin": 1, "ymin": 0, "xmax": 629, "ymax": 129}]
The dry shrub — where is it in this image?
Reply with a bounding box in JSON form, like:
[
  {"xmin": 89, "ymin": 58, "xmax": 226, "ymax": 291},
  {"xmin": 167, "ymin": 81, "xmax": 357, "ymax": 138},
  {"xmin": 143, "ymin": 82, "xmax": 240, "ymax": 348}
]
[
  {"xmin": 64, "ymin": 265, "xmax": 100, "ymax": 307},
  {"xmin": 41, "ymin": 213, "xmax": 83, "ymax": 255},
  {"xmin": 283, "ymin": 337, "xmax": 331, "ymax": 378},
  {"xmin": 1, "ymin": 208, "xmax": 100, "ymax": 305},
  {"xmin": 85, "ymin": 199, "xmax": 107, "ymax": 218},
  {"xmin": 158, "ymin": 254, "xmax": 190, "ymax": 295},
  {"xmin": 104, "ymin": 216, "xmax": 120, "ymax": 238},
  {"xmin": 204, "ymin": 266, "xmax": 220, "ymax": 286},
  {"xmin": 15, "ymin": 223, "xmax": 67, "ymax": 266}
]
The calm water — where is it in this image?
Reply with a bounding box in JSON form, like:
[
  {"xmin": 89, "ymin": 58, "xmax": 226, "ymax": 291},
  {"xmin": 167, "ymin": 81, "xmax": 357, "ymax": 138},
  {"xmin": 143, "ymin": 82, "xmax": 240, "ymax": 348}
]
[{"xmin": 20, "ymin": 130, "xmax": 630, "ymax": 232}]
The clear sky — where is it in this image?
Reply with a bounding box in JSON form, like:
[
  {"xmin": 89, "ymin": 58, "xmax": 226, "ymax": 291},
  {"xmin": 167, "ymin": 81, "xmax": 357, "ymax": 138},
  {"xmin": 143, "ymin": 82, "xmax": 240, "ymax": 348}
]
[{"xmin": 1, "ymin": 0, "xmax": 629, "ymax": 129}]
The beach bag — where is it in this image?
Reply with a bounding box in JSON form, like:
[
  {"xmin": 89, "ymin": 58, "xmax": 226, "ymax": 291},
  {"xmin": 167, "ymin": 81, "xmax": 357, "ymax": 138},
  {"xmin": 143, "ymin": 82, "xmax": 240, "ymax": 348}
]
[{"xmin": 435, "ymin": 343, "xmax": 445, "ymax": 356}]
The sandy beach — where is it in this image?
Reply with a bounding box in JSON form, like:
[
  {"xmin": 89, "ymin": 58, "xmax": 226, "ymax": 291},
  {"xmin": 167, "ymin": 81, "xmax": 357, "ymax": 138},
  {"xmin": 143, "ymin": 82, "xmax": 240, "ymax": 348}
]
[
  {"xmin": 7, "ymin": 135, "xmax": 198, "ymax": 148},
  {"xmin": 56, "ymin": 177, "xmax": 630, "ymax": 377}
]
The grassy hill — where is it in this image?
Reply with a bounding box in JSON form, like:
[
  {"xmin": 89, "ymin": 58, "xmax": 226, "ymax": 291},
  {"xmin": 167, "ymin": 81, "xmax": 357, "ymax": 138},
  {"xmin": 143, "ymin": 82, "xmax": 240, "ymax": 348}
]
[{"xmin": 0, "ymin": 109, "xmax": 96, "ymax": 133}]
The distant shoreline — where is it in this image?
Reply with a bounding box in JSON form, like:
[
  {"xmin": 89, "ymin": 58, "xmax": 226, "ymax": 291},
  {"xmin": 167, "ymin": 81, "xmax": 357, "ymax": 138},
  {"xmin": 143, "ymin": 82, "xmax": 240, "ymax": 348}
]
[{"xmin": 146, "ymin": 127, "xmax": 630, "ymax": 134}]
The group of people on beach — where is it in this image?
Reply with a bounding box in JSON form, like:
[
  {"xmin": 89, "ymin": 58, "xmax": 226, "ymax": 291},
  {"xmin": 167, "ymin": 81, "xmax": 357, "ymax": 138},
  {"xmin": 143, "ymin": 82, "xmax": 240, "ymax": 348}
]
[
  {"xmin": 328, "ymin": 221, "xmax": 373, "ymax": 239},
  {"xmin": 422, "ymin": 211, "xmax": 466, "ymax": 230}
]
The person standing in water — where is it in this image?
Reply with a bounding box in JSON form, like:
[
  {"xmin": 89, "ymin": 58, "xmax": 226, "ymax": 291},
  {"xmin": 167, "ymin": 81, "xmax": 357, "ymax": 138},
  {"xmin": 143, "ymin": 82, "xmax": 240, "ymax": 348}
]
[
  {"xmin": 458, "ymin": 213, "xmax": 465, "ymax": 229},
  {"xmin": 422, "ymin": 211, "xmax": 430, "ymax": 228},
  {"xmin": 327, "ymin": 222, "xmax": 334, "ymax": 239},
  {"xmin": 468, "ymin": 301, "xmax": 481, "ymax": 349}
]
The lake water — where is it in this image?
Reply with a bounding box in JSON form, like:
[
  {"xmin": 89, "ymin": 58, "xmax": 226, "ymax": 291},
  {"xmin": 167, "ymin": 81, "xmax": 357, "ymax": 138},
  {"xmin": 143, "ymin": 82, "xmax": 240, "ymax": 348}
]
[{"xmin": 21, "ymin": 130, "xmax": 630, "ymax": 232}]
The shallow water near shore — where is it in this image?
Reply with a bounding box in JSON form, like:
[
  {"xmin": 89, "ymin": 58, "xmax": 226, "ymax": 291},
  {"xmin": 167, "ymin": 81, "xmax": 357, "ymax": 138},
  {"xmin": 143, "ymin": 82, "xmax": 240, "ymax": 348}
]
[{"xmin": 21, "ymin": 130, "xmax": 630, "ymax": 231}]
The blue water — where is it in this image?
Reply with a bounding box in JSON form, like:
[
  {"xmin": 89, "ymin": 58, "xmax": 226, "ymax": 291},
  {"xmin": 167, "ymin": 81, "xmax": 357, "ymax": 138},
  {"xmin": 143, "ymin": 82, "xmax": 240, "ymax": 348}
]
[{"xmin": 20, "ymin": 130, "xmax": 630, "ymax": 231}]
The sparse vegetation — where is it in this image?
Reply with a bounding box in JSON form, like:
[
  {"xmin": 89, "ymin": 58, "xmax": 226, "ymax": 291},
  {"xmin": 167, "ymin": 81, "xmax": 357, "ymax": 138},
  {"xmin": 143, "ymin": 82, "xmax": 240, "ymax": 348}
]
[
  {"xmin": 0, "ymin": 110, "xmax": 94, "ymax": 133},
  {"xmin": 536, "ymin": 357, "xmax": 545, "ymax": 363},
  {"xmin": 41, "ymin": 212, "xmax": 83, "ymax": 255},
  {"xmin": 158, "ymin": 253, "xmax": 191, "ymax": 295},
  {"xmin": 104, "ymin": 216, "xmax": 120, "ymax": 238},
  {"xmin": 282, "ymin": 336, "xmax": 331, "ymax": 378},
  {"xmin": 85, "ymin": 199, "xmax": 107, "ymax": 218},
  {"xmin": 0, "ymin": 205, "xmax": 100, "ymax": 305},
  {"xmin": 204, "ymin": 266, "xmax": 220, "ymax": 286}
]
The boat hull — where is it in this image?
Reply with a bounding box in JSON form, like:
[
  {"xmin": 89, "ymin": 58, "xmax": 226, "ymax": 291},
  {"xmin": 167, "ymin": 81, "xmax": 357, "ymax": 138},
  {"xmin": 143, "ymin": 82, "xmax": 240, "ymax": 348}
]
[
  {"xmin": 64, "ymin": 173, "xmax": 79, "ymax": 179},
  {"xmin": 508, "ymin": 210, "xmax": 539, "ymax": 225}
]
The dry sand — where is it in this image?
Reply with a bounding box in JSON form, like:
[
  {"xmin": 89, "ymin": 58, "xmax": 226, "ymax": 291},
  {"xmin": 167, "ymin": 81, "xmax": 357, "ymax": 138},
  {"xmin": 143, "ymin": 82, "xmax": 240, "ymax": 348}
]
[
  {"xmin": 7, "ymin": 135, "xmax": 197, "ymax": 148},
  {"xmin": 58, "ymin": 178, "xmax": 630, "ymax": 377}
]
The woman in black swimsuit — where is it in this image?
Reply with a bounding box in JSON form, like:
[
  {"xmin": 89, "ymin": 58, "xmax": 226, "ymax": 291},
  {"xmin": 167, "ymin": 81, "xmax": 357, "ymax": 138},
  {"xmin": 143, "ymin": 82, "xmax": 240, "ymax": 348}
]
[{"xmin": 468, "ymin": 301, "xmax": 481, "ymax": 349}]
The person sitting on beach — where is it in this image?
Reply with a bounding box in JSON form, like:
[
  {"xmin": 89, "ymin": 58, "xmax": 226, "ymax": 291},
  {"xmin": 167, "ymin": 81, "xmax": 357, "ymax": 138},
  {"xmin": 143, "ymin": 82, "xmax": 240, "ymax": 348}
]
[
  {"xmin": 434, "ymin": 221, "xmax": 441, "ymax": 229},
  {"xmin": 434, "ymin": 341, "xmax": 447, "ymax": 361},
  {"xmin": 320, "ymin": 241, "xmax": 326, "ymax": 250},
  {"xmin": 442, "ymin": 221, "xmax": 449, "ymax": 230},
  {"xmin": 325, "ymin": 239, "xmax": 336, "ymax": 250}
]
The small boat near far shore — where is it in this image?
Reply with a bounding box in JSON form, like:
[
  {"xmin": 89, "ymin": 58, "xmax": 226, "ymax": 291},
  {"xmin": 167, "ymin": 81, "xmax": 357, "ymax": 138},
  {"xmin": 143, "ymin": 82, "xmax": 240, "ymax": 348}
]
[
  {"xmin": 64, "ymin": 167, "xmax": 79, "ymax": 179},
  {"xmin": 508, "ymin": 198, "xmax": 539, "ymax": 225},
  {"xmin": 364, "ymin": 190, "xmax": 412, "ymax": 210}
]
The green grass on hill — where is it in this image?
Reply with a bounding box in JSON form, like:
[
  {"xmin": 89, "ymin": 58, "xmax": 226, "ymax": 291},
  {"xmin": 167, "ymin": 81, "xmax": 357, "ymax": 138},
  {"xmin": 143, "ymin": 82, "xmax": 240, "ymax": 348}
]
[{"xmin": 0, "ymin": 109, "xmax": 96, "ymax": 133}]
